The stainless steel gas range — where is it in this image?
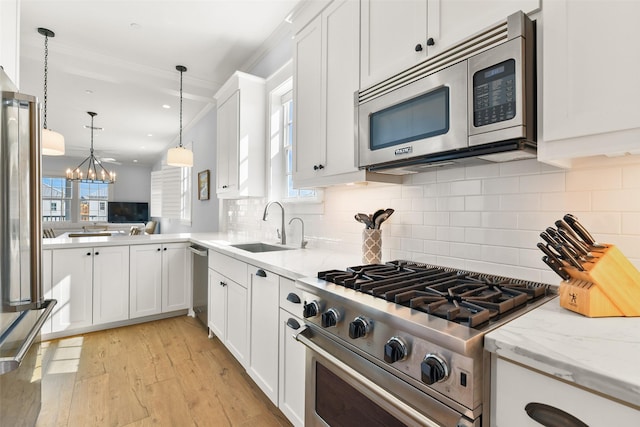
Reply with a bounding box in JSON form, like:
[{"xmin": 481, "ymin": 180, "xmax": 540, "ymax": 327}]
[{"xmin": 294, "ymin": 261, "xmax": 557, "ymax": 427}]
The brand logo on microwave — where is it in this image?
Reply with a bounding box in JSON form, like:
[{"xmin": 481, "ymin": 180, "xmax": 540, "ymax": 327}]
[{"xmin": 394, "ymin": 146, "xmax": 413, "ymax": 156}]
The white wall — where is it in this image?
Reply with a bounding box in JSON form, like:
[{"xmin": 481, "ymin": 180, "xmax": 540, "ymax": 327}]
[
  {"xmin": 223, "ymin": 158, "xmax": 640, "ymax": 285},
  {"xmin": 154, "ymin": 106, "xmax": 219, "ymax": 234},
  {"xmin": 42, "ymin": 156, "xmax": 151, "ymax": 202}
]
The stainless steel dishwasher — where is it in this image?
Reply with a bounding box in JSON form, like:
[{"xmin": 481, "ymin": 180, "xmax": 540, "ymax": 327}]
[{"xmin": 189, "ymin": 245, "xmax": 208, "ymax": 327}]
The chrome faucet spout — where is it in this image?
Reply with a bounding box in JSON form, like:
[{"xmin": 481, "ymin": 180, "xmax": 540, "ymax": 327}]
[
  {"xmin": 263, "ymin": 201, "xmax": 286, "ymax": 245},
  {"xmin": 289, "ymin": 217, "xmax": 307, "ymax": 249}
]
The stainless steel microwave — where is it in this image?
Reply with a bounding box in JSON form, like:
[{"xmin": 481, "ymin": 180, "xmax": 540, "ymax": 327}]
[{"xmin": 357, "ymin": 11, "xmax": 536, "ymax": 174}]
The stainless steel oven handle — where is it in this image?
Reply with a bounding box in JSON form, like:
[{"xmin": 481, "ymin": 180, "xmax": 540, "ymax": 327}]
[
  {"xmin": 294, "ymin": 326, "xmax": 443, "ymax": 427},
  {"xmin": 0, "ymin": 299, "xmax": 57, "ymax": 375}
]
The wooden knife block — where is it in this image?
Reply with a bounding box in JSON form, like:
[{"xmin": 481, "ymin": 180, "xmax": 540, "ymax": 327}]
[{"xmin": 559, "ymin": 245, "xmax": 640, "ymax": 317}]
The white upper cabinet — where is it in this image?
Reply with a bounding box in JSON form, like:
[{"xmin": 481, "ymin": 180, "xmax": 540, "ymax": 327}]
[
  {"xmin": 538, "ymin": 0, "xmax": 640, "ymax": 166},
  {"xmin": 360, "ymin": 0, "xmax": 540, "ymax": 89},
  {"xmin": 214, "ymin": 71, "xmax": 266, "ymax": 199},
  {"xmin": 360, "ymin": 0, "xmax": 428, "ymax": 89},
  {"xmin": 0, "ymin": 0, "xmax": 20, "ymax": 85},
  {"xmin": 293, "ymin": 0, "xmax": 399, "ymax": 187}
]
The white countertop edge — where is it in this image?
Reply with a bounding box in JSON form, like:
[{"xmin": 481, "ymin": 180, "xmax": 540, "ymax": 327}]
[{"xmin": 485, "ymin": 300, "xmax": 640, "ymax": 408}]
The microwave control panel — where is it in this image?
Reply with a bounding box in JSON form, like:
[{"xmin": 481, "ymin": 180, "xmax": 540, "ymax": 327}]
[{"xmin": 472, "ymin": 59, "xmax": 516, "ymax": 127}]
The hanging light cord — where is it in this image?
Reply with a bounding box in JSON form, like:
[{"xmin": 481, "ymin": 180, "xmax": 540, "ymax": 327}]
[
  {"xmin": 179, "ymin": 67, "xmax": 184, "ymax": 148},
  {"xmin": 42, "ymin": 30, "xmax": 50, "ymax": 130}
]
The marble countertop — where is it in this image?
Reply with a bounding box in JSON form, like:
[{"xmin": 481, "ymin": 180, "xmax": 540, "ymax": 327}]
[
  {"xmin": 43, "ymin": 231, "xmax": 363, "ymax": 280},
  {"xmin": 485, "ymin": 299, "xmax": 640, "ymax": 408}
]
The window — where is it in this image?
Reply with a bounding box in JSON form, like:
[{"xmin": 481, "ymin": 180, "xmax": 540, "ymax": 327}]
[
  {"xmin": 270, "ymin": 79, "xmax": 316, "ymax": 201},
  {"xmin": 42, "ymin": 177, "xmax": 72, "ymax": 221},
  {"xmin": 160, "ymin": 161, "xmax": 191, "ymax": 224},
  {"xmin": 42, "ymin": 176, "xmax": 110, "ymax": 223},
  {"xmin": 78, "ymin": 181, "xmax": 109, "ymax": 221}
]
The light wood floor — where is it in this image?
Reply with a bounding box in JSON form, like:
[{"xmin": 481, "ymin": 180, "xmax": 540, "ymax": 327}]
[{"xmin": 36, "ymin": 316, "xmax": 292, "ymax": 427}]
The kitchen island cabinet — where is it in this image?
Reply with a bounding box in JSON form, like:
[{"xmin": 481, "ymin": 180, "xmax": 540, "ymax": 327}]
[
  {"xmin": 51, "ymin": 245, "xmax": 129, "ymax": 333},
  {"xmin": 129, "ymin": 242, "xmax": 190, "ymax": 319},
  {"xmin": 486, "ymin": 300, "xmax": 640, "ymax": 426},
  {"xmin": 538, "ymin": 0, "xmax": 640, "ymax": 166}
]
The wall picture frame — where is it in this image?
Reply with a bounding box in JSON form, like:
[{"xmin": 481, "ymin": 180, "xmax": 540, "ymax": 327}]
[{"xmin": 198, "ymin": 170, "xmax": 210, "ymax": 200}]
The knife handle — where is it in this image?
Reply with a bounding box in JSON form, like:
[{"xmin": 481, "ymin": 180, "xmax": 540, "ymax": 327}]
[
  {"xmin": 537, "ymin": 242, "xmax": 563, "ymax": 264},
  {"xmin": 542, "ymin": 256, "xmax": 571, "ymax": 281},
  {"xmin": 557, "ymin": 227, "xmax": 591, "ymax": 257},
  {"xmin": 555, "ymin": 243, "xmax": 585, "ymax": 271},
  {"xmin": 555, "ymin": 219, "xmax": 582, "ymax": 242},
  {"xmin": 563, "ymin": 214, "xmax": 597, "ymax": 246}
]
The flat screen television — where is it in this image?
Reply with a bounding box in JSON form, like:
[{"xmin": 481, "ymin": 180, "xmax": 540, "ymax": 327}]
[{"xmin": 107, "ymin": 202, "xmax": 149, "ymax": 223}]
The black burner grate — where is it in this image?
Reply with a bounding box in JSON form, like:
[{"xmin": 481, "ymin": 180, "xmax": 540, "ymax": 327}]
[{"xmin": 318, "ymin": 260, "xmax": 550, "ymax": 328}]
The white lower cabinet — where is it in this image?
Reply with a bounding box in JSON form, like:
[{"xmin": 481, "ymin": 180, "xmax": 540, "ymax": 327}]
[
  {"xmin": 278, "ymin": 278, "xmax": 305, "ymax": 427},
  {"xmin": 492, "ymin": 356, "xmax": 640, "ymax": 426},
  {"xmin": 42, "ymin": 249, "xmax": 53, "ymax": 334},
  {"xmin": 208, "ymin": 251, "xmax": 249, "ymax": 368},
  {"xmin": 130, "ymin": 243, "xmax": 190, "ymax": 319},
  {"xmin": 51, "ymin": 245, "xmax": 129, "ymax": 333},
  {"xmin": 248, "ymin": 266, "xmax": 280, "ymax": 405}
]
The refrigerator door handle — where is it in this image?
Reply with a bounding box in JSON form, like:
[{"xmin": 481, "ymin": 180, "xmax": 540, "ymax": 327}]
[{"xmin": 0, "ymin": 299, "xmax": 57, "ymax": 375}]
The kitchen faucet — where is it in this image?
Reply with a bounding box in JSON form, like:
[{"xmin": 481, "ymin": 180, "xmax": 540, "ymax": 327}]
[
  {"xmin": 263, "ymin": 201, "xmax": 286, "ymax": 245},
  {"xmin": 288, "ymin": 217, "xmax": 308, "ymax": 249}
]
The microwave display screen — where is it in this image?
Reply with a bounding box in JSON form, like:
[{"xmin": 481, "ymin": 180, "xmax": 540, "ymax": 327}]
[
  {"xmin": 369, "ymin": 86, "xmax": 449, "ymax": 150},
  {"xmin": 473, "ymin": 59, "xmax": 516, "ymax": 127}
]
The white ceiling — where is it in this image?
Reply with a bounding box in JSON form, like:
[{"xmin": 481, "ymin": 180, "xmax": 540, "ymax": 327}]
[{"xmin": 18, "ymin": 0, "xmax": 299, "ymax": 166}]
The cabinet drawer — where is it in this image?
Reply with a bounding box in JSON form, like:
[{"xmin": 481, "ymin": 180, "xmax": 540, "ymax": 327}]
[
  {"xmin": 209, "ymin": 251, "xmax": 247, "ymax": 287},
  {"xmin": 280, "ymin": 277, "xmax": 303, "ymax": 316}
]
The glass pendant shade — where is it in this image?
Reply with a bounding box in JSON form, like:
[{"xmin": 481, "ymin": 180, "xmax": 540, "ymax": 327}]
[
  {"xmin": 167, "ymin": 146, "xmax": 193, "ymax": 167},
  {"xmin": 42, "ymin": 128, "xmax": 65, "ymax": 155},
  {"xmin": 167, "ymin": 64, "xmax": 193, "ymax": 167}
]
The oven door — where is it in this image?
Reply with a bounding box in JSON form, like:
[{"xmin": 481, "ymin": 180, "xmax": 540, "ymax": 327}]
[
  {"xmin": 295, "ymin": 325, "xmax": 478, "ymax": 427},
  {"xmin": 357, "ymin": 60, "xmax": 468, "ymax": 169}
]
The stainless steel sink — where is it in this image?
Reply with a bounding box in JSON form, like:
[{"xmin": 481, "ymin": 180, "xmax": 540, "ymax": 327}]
[{"xmin": 230, "ymin": 242, "xmax": 294, "ymax": 253}]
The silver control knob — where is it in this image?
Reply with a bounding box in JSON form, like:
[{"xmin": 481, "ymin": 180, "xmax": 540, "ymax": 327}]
[
  {"xmin": 421, "ymin": 353, "xmax": 449, "ymax": 385},
  {"xmin": 384, "ymin": 336, "xmax": 408, "ymax": 363}
]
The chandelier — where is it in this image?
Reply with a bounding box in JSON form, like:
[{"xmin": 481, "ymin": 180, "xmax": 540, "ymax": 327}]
[{"xmin": 66, "ymin": 112, "xmax": 116, "ymax": 183}]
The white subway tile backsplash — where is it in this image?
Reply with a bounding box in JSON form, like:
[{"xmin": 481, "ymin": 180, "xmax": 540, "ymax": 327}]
[
  {"xmin": 566, "ymin": 167, "xmax": 622, "ymax": 191},
  {"xmin": 540, "ymin": 191, "xmax": 592, "ymax": 212},
  {"xmin": 519, "ymin": 173, "xmax": 565, "ymax": 193},
  {"xmin": 424, "ymin": 212, "xmax": 449, "ymax": 226},
  {"xmin": 465, "ymin": 163, "xmax": 501, "ymax": 179},
  {"xmin": 592, "ymin": 189, "xmax": 640, "ymax": 211},
  {"xmin": 436, "ymin": 167, "xmax": 465, "ymax": 182},
  {"xmin": 223, "ymin": 158, "xmax": 640, "ymax": 281},
  {"xmin": 450, "ymin": 180, "xmax": 482, "ymax": 196},
  {"xmin": 499, "ymin": 194, "xmax": 540, "ymax": 212},
  {"xmin": 450, "ymin": 211, "xmax": 482, "ymax": 227},
  {"xmin": 483, "ymin": 176, "xmax": 519, "ymax": 194}
]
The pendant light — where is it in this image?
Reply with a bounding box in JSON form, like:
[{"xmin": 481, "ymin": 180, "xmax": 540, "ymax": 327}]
[
  {"xmin": 167, "ymin": 65, "xmax": 193, "ymax": 167},
  {"xmin": 38, "ymin": 27, "xmax": 65, "ymax": 156},
  {"xmin": 66, "ymin": 112, "xmax": 116, "ymax": 183}
]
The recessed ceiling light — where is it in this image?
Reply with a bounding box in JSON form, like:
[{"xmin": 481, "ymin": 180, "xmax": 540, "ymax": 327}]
[
  {"xmin": 101, "ymin": 157, "xmax": 115, "ymax": 162},
  {"xmin": 133, "ymin": 159, "xmax": 138, "ymax": 163},
  {"xmin": 85, "ymin": 89, "xmax": 93, "ymax": 94},
  {"xmin": 162, "ymin": 104, "xmax": 171, "ymax": 109},
  {"xmin": 147, "ymin": 134, "xmax": 153, "ymax": 137}
]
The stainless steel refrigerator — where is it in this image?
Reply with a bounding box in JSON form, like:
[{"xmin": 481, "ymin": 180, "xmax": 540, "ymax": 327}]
[{"xmin": 0, "ymin": 66, "xmax": 57, "ymax": 426}]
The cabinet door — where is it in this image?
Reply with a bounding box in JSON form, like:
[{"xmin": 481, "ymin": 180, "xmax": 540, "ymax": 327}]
[
  {"xmin": 493, "ymin": 356, "xmax": 640, "ymax": 426},
  {"xmin": 293, "ymin": 14, "xmax": 324, "ymax": 183},
  {"xmin": 226, "ymin": 279, "xmax": 248, "ymax": 369},
  {"xmin": 216, "ymin": 90, "xmax": 239, "ymax": 195},
  {"xmin": 360, "ymin": 0, "xmax": 428, "ymax": 88},
  {"xmin": 323, "ymin": 0, "xmax": 360, "ymax": 177},
  {"xmin": 433, "ymin": 0, "xmax": 539, "ymax": 56},
  {"xmin": 278, "ymin": 309, "xmax": 306, "ymax": 427},
  {"xmin": 93, "ymin": 245, "xmax": 130, "ymax": 325},
  {"xmin": 540, "ymin": 0, "xmax": 640, "ymax": 162},
  {"xmin": 248, "ymin": 267, "xmax": 279, "ymax": 404},
  {"xmin": 51, "ymin": 248, "xmax": 93, "ymax": 332},
  {"xmin": 129, "ymin": 244, "xmax": 162, "ymax": 319},
  {"xmin": 161, "ymin": 243, "xmax": 190, "ymax": 312},
  {"xmin": 208, "ymin": 269, "xmax": 226, "ymax": 341}
]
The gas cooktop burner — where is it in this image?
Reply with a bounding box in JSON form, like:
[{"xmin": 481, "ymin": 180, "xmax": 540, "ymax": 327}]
[{"xmin": 318, "ymin": 260, "xmax": 550, "ymax": 328}]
